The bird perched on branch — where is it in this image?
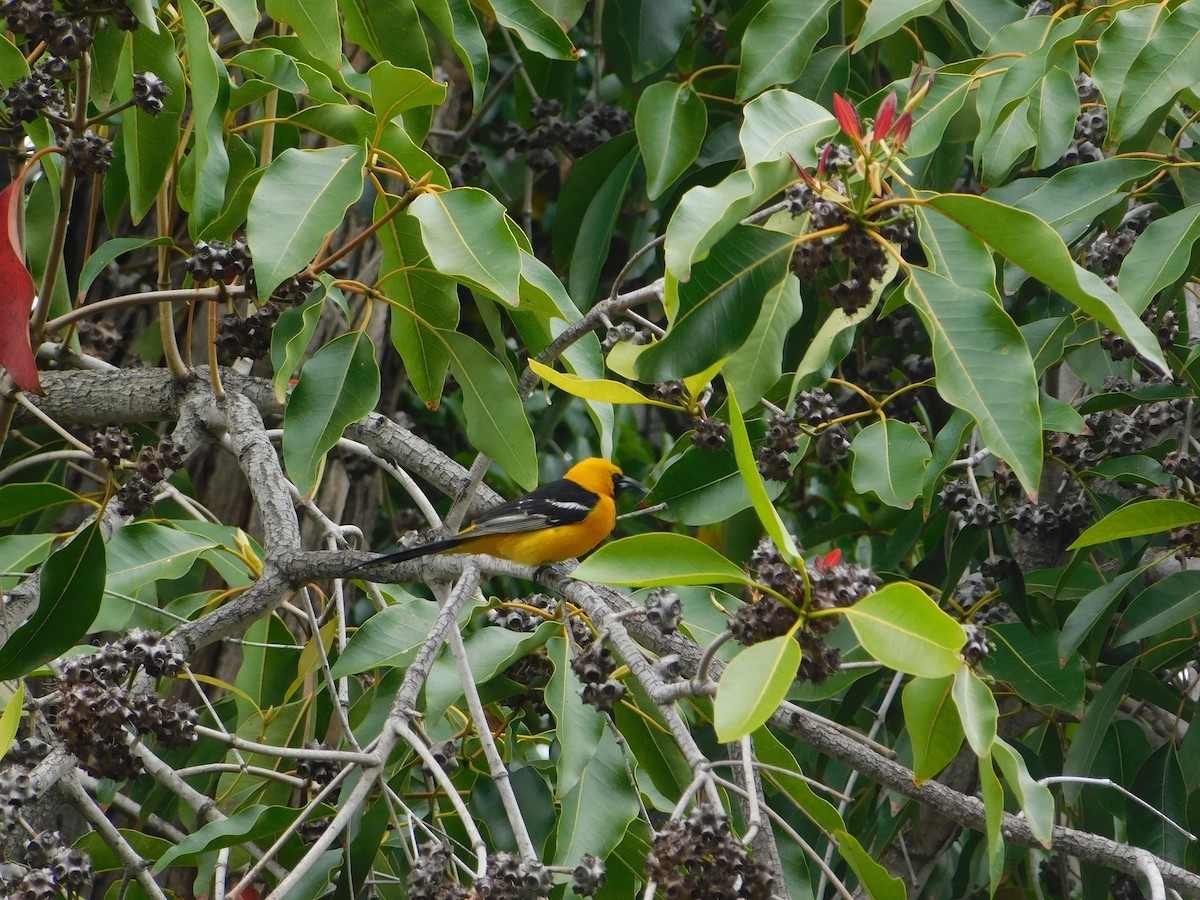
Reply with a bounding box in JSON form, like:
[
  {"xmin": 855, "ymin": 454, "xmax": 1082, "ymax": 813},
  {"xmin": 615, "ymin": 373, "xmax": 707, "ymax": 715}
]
[{"xmin": 359, "ymin": 457, "xmax": 642, "ymax": 569}]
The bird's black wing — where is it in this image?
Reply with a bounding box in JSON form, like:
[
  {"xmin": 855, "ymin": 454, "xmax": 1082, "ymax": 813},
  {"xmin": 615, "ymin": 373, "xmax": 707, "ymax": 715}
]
[{"xmin": 464, "ymin": 477, "xmax": 598, "ymax": 537}]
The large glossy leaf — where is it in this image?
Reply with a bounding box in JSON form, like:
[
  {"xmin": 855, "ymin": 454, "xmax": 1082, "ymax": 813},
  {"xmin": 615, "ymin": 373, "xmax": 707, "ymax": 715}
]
[
  {"xmin": 283, "ymin": 331, "xmax": 381, "ymax": 495},
  {"xmin": 950, "ymin": 0, "xmax": 1022, "ymax": 49},
  {"xmin": 904, "ymin": 70, "xmax": 975, "ymax": 158},
  {"xmin": 924, "ymin": 193, "xmax": 1168, "ymax": 371},
  {"xmin": 1028, "ymin": 63, "xmax": 1078, "ymax": 170},
  {"xmin": 714, "ymin": 635, "xmax": 801, "ymax": 741},
  {"xmin": 850, "ymin": 419, "xmax": 932, "ymax": 510},
  {"xmin": 1119, "ymin": 206, "xmax": 1200, "ymax": 314},
  {"xmin": 978, "ymin": 98, "xmax": 1036, "ymax": 184},
  {"xmin": 839, "ymin": 583, "xmax": 965, "ymax": 677},
  {"xmin": 637, "ymin": 82, "xmax": 707, "ymax": 200},
  {"xmin": 441, "ymin": 331, "xmax": 537, "ymax": 489},
  {"xmin": 1089, "ymin": 3, "xmax": 1161, "ymax": 109},
  {"xmin": 341, "ymin": 0, "xmax": 432, "ymax": 74},
  {"xmin": 857, "ymin": 0, "xmax": 944, "ymax": 49},
  {"xmin": 903, "ymin": 675, "xmax": 963, "ymax": 783},
  {"xmin": 834, "ymin": 830, "xmax": 907, "ymax": 900},
  {"xmin": 77, "ymin": 236, "xmax": 173, "ymax": 300},
  {"xmin": 368, "ymin": 62, "xmax": 447, "ymax": 129},
  {"xmin": 723, "ymin": 273, "xmax": 803, "ymax": 403},
  {"xmin": 409, "ymin": 188, "xmax": 523, "ymax": 304},
  {"xmin": 118, "ymin": 26, "xmax": 185, "ymax": 223},
  {"xmin": 545, "ymin": 634, "xmax": 605, "ymax": 795},
  {"xmin": 0, "ymin": 484, "xmax": 82, "ymax": 527},
  {"xmin": 979, "ymin": 754, "xmax": 1004, "ymax": 894},
  {"xmin": 664, "ymin": 156, "xmax": 793, "ymax": 281},
  {"xmin": 1069, "ymin": 498, "xmax": 1200, "ymax": 549},
  {"xmin": 993, "ymin": 737, "xmax": 1054, "ymax": 847},
  {"xmin": 181, "ymin": 0, "xmax": 230, "ymax": 236},
  {"xmin": 727, "ymin": 389, "xmax": 801, "ymax": 562},
  {"xmin": 953, "ymin": 665, "xmax": 998, "ymax": 755},
  {"xmin": 155, "ymin": 805, "xmax": 300, "ymax": 870},
  {"xmin": 528, "ymin": 359, "xmax": 673, "ymax": 408},
  {"xmin": 412, "ymin": 0, "xmax": 488, "ymax": 105},
  {"xmin": 1011, "ymin": 158, "xmax": 1162, "ymax": 238},
  {"xmin": 271, "ymin": 285, "xmax": 329, "ymax": 401},
  {"xmin": 637, "ymin": 225, "xmax": 794, "ymax": 382},
  {"xmin": 914, "ymin": 205, "xmax": 995, "ymax": 295},
  {"xmin": 739, "ymin": 89, "xmax": 836, "ymax": 167},
  {"xmin": 248, "ymin": 145, "xmax": 366, "ymax": 299},
  {"xmin": 266, "ymin": 0, "xmax": 340, "ymax": 68},
  {"xmin": 735, "ymin": 0, "xmax": 837, "ymax": 100},
  {"xmin": 491, "ymin": 0, "xmax": 575, "ymax": 59},
  {"xmin": 984, "ymin": 621, "xmax": 1084, "ymax": 712},
  {"xmin": 553, "ymin": 711, "xmax": 638, "ymax": 865},
  {"xmin": 1110, "ymin": 1, "xmax": 1200, "ymax": 142},
  {"xmin": 1058, "ymin": 569, "xmax": 1141, "ymax": 664},
  {"xmin": 0, "ymin": 522, "xmax": 105, "ymax": 679},
  {"xmin": 377, "ymin": 205, "xmax": 458, "ymax": 407},
  {"xmin": 646, "ymin": 437, "xmax": 791, "ymax": 526},
  {"xmin": 905, "ymin": 267, "xmax": 1042, "ymax": 494},
  {"xmin": 1061, "ymin": 661, "xmax": 1134, "ymax": 802},
  {"xmin": 105, "ymin": 523, "xmax": 218, "ymax": 600},
  {"xmin": 571, "ymin": 534, "xmax": 755, "ymax": 588},
  {"xmin": 331, "ymin": 597, "xmax": 441, "ymax": 676},
  {"xmin": 1129, "ymin": 744, "xmax": 1189, "ymax": 862}
]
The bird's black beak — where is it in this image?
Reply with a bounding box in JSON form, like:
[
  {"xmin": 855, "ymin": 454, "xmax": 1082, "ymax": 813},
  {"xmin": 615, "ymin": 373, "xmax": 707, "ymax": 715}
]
[{"xmin": 615, "ymin": 474, "xmax": 645, "ymax": 494}]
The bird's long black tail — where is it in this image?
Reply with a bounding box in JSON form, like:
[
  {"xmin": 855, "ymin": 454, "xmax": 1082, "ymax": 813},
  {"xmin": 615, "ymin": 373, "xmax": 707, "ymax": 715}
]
[{"xmin": 352, "ymin": 534, "xmax": 471, "ymax": 570}]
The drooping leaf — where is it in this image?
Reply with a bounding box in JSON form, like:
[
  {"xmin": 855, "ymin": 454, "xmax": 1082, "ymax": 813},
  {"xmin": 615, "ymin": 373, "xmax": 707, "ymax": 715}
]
[
  {"xmin": 992, "ymin": 737, "xmax": 1054, "ymax": 847},
  {"xmin": 441, "ymin": 331, "xmax": 537, "ymax": 490},
  {"xmin": 571, "ymin": 533, "xmax": 755, "ymax": 588},
  {"xmin": 637, "ymin": 81, "xmax": 707, "ymax": 200},
  {"xmin": 155, "ymin": 805, "xmax": 302, "ymax": 870},
  {"xmin": 248, "ymin": 145, "xmax": 366, "ymax": 299},
  {"xmin": 0, "ymin": 683, "xmax": 25, "ymax": 760},
  {"xmin": 181, "ymin": 0, "xmax": 231, "ymax": 236},
  {"xmin": 601, "ymin": 0, "xmax": 692, "ymax": 83},
  {"xmin": 839, "ymin": 583, "xmax": 965, "ymax": 677},
  {"xmin": 1110, "ymin": 1, "xmax": 1200, "ymax": 142},
  {"xmin": 527, "ymin": 359, "xmax": 675, "ymax": 408},
  {"xmin": 727, "ymin": 389, "xmax": 801, "ymax": 563},
  {"xmin": 735, "ymin": 0, "xmax": 837, "ymax": 100},
  {"xmin": 723, "ymin": 273, "xmax": 803, "ymax": 403},
  {"xmin": 905, "ymin": 266, "xmax": 1042, "ymax": 494},
  {"xmin": 849, "ymin": 419, "xmax": 932, "ymax": 510},
  {"xmin": 714, "ymin": 635, "xmax": 801, "ymax": 741},
  {"xmin": 0, "ymin": 522, "xmax": 105, "ymax": 679},
  {"xmin": 412, "ymin": 0, "xmax": 488, "ymax": 105},
  {"xmin": 491, "ymin": 0, "xmax": 576, "ymax": 59},
  {"xmin": 271, "ymin": 285, "xmax": 330, "ymax": 402},
  {"xmin": 1058, "ymin": 569, "xmax": 1141, "ymax": 664},
  {"xmin": 903, "ymin": 675, "xmax": 963, "ymax": 783},
  {"xmin": 1119, "ymin": 206, "xmax": 1200, "ymax": 314},
  {"xmin": 283, "ymin": 331, "xmax": 382, "ymax": 495},
  {"xmin": 953, "ymin": 665, "xmax": 998, "ymax": 755}
]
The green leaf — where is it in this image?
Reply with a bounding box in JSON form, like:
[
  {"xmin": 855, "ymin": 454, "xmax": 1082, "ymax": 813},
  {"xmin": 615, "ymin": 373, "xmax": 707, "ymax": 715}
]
[
  {"xmin": 978, "ymin": 98, "xmax": 1036, "ymax": 183},
  {"xmin": 905, "ymin": 267, "xmax": 1042, "ymax": 495},
  {"xmin": 839, "ymin": 583, "xmax": 965, "ymax": 677},
  {"xmin": 978, "ymin": 754, "xmax": 1005, "ymax": 895},
  {"xmin": 1062, "ymin": 661, "xmax": 1134, "ymax": 802},
  {"xmin": 0, "ymin": 522, "xmax": 105, "ymax": 679},
  {"xmin": 1119, "ymin": 206, "xmax": 1200, "ymax": 314},
  {"xmin": 409, "ymin": 188, "xmax": 523, "ymax": 304},
  {"xmin": 739, "ymin": 89, "xmax": 837, "ymax": 167},
  {"xmin": 1116, "ymin": 571, "xmax": 1200, "ymax": 647},
  {"xmin": 1110, "ymin": 1, "xmax": 1200, "ymax": 142},
  {"xmin": 984, "ymin": 621, "xmax": 1084, "ymax": 712},
  {"xmin": 637, "ymin": 82, "xmax": 707, "ymax": 200},
  {"xmin": 713, "ymin": 635, "xmax": 801, "ymax": 742},
  {"xmin": 377, "ymin": 204, "xmax": 457, "ymax": 407},
  {"xmin": 834, "ymin": 829, "xmax": 906, "ymax": 900},
  {"xmin": 368, "ymin": 62, "xmax": 447, "ymax": 126},
  {"xmin": 1069, "ymin": 498, "xmax": 1200, "ymax": 549},
  {"xmin": 155, "ymin": 805, "xmax": 300, "ymax": 870},
  {"xmin": 646, "ymin": 438, "xmax": 792, "ymax": 526},
  {"xmin": 212, "ymin": 0, "xmax": 258, "ymax": 41},
  {"xmin": 181, "ymin": 0, "xmax": 230, "ymax": 236},
  {"xmin": 992, "ymin": 736, "xmax": 1054, "ymax": 846},
  {"xmin": 104, "ymin": 523, "xmax": 218, "ymax": 600},
  {"xmin": 1058, "ymin": 569, "xmax": 1140, "ymax": 663},
  {"xmin": 1011, "ymin": 158, "xmax": 1163, "ymax": 239},
  {"xmin": 491, "ymin": 0, "xmax": 576, "ymax": 59},
  {"xmin": 1028, "ymin": 63, "xmax": 1079, "ymax": 170},
  {"xmin": 0, "ymin": 683, "xmax": 24, "ymax": 761},
  {"xmin": 118, "ymin": 26, "xmax": 185, "ymax": 223},
  {"xmin": 332, "ymin": 597, "xmax": 440, "ymax": 675},
  {"xmin": 545, "ymin": 634, "xmax": 605, "ymax": 794},
  {"xmin": 1089, "ymin": 3, "xmax": 1160, "ymax": 108},
  {"xmin": 600, "ymin": 0, "xmax": 691, "ymax": 83},
  {"xmin": 850, "ymin": 419, "xmax": 932, "ymax": 510},
  {"xmin": 953, "ymin": 665, "xmax": 998, "ymax": 755},
  {"xmin": 283, "ymin": 331, "xmax": 382, "ymax": 495},
  {"xmin": 554, "ymin": 133, "xmax": 638, "ymax": 304},
  {"xmin": 904, "ymin": 70, "xmax": 975, "ymax": 158},
  {"xmin": 637, "ymin": 225, "xmax": 794, "ymax": 382},
  {"xmin": 441, "ymin": 331, "xmax": 537, "ymax": 490},
  {"xmin": 266, "ymin": 0, "xmax": 341, "ymax": 68},
  {"xmin": 412, "ymin": 0, "xmax": 488, "ymax": 105},
  {"xmin": 271, "ymin": 286, "xmax": 328, "ymax": 402},
  {"xmin": 0, "ymin": 484, "xmax": 83, "ymax": 527},
  {"xmin": 914, "ymin": 205, "xmax": 996, "ymax": 295},
  {"xmin": 1129, "ymin": 744, "xmax": 1189, "ymax": 863},
  {"xmin": 735, "ymin": 0, "xmax": 837, "ymax": 100},
  {"xmin": 950, "ymin": 0, "xmax": 1023, "ymax": 49},
  {"xmin": 924, "ymin": 193, "xmax": 1168, "ymax": 371},
  {"xmin": 426, "ymin": 620, "xmax": 556, "ymax": 722},
  {"xmin": 571, "ymin": 533, "xmax": 755, "ymax": 588},
  {"xmin": 78, "ymin": 237, "xmax": 173, "ymax": 299},
  {"xmin": 664, "ymin": 156, "xmax": 794, "ymax": 281},
  {"xmin": 342, "ymin": 0, "xmax": 432, "ymax": 75},
  {"xmin": 857, "ymin": 0, "xmax": 944, "ymax": 49},
  {"xmin": 903, "ymin": 675, "xmax": 963, "ymax": 783},
  {"xmin": 727, "ymin": 389, "xmax": 801, "ymax": 562},
  {"xmin": 248, "ymin": 145, "xmax": 366, "ymax": 299},
  {"xmin": 553, "ymin": 711, "xmax": 639, "ymax": 865},
  {"xmin": 77, "ymin": 828, "xmax": 174, "ymax": 874},
  {"xmin": 723, "ymin": 273, "xmax": 803, "ymax": 403}
]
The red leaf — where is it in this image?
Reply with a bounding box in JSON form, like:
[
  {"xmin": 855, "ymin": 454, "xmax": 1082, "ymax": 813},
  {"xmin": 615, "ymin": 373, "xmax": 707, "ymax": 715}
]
[
  {"xmin": 872, "ymin": 91, "xmax": 898, "ymax": 142},
  {"xmin": 0, "ymin": 181, "xmax": 40, "ymax": 394},
  {"xmin": 832, "ymin": 93, "xmax": 861, "ymax": 141},
  {"xmin": 815, "ymin": 548, "xmax": 842, "ymax": 569},
  {"xmin": 892, "ymin": 110, "xmax": 914, "ymax": 145}
]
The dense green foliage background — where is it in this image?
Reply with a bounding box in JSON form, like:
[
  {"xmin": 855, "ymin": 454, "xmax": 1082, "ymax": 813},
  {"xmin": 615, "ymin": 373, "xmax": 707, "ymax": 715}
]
[{"xmin": 2, "ymin": 0, "xmax": 1200, "ymax": 897}]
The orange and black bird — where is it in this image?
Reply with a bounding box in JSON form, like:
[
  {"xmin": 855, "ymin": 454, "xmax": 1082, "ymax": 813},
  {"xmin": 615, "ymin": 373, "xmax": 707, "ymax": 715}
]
[{"xmin": 361, "ymin": 457, "xmax": 642, "ymax": 568}]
